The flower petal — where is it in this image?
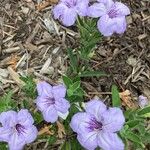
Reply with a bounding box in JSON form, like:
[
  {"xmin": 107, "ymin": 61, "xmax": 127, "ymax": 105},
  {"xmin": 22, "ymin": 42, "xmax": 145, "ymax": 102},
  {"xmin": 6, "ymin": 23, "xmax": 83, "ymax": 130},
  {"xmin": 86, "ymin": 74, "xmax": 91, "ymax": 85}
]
[
  {"xmin": 97, "ymin": 132, "xmax": 124, "ymax": 150},
  {"xmin": 53, "ymin": 85, "xmax": 66, "ymax": 99},
  {"xmin": 0, "ymin": 111, "xmax": 17, "ymax": 127},
  {"xmin": 76, "ymin": 0, "xmax": 89, "ymax": 16},
  {"xmin": 115, "ymin": 2, "xmax": 130, "ymax": 16},
  {"xmin": 53, "ymin": 3, "xmax": 77, "ymax": 26},
  {"xmin": 23, "ymin": 125, "xmax": 38, "ymax": 144},
  {"xmin": 70, "ymin": 112, "xmax": 91, "ymax": 133},
  {"xmin": 42, "ymin": 105, "xmax": 58, "ymax": 123},
  {"xmin": 0, "ymin": 127, "xmax": 12, "ymax": 142},
  {"xmin": 9, "ymin": 132, "xmax": 25, "ymax": 150},
  {"xmin": 37, "ymin": 81, "xmax": 53, "ymax": 97},
  {"xmin": 36, "ymin": 96, "xmax": 51, "ymax": 111},
  {"xmin": 98, "ymin": 0, "xmax": 114, "ymax": 10},
  {"xmin": 17, "ymin": 109, "xmax": 34, "ymax": 126},
  {"xmin": 85, "ymin": 99, "xmax": 106, "ymax": 121},
  {"xmin": 55, "ymin": 98, "xmax": 70, "ymax": 113},
  {"xmin": 97, "ymin": 14, "xmax": 116, "ymax": 36},
  {"xmin": 88, "ymin": 3, "xmax": 106, "ymax": 18},
  {"xmin": 114, "ymin": 17, "xmax": 127, "ymax": 34},
  {"xmin": 77, "ymin": 132, "xmax": 98, "ymax": 150},
  {"xmin": 102, "ymin": 107, "xmax": 125, "ymax": 132}
]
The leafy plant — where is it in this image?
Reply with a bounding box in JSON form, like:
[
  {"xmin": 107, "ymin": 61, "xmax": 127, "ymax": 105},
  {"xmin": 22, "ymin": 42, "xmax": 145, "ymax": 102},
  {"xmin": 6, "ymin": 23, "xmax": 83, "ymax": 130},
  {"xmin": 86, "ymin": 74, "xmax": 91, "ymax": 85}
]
[{"xmin": 20, "ymin": 76, "xmax": 37, "ymax": 99}]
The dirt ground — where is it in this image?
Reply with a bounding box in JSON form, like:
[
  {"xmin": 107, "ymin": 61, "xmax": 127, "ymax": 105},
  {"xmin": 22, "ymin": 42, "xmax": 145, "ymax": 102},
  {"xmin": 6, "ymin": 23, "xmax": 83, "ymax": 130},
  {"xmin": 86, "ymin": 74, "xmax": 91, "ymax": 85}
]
[{"xmin": 0, "ymin": 0, "xmax": 150, "ymax": 149}]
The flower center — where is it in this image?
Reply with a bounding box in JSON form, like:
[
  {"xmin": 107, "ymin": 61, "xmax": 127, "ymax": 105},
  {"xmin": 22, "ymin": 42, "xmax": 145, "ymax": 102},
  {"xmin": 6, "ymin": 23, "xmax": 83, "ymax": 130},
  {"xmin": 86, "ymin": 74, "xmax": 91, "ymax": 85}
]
[
  {"xmin": 65, "ymin": 0, "xmax": 77, "ymax": 8},
  {"xmin": 15, "ymin": 124, "xmax": 25, "ymax": 134},
  {"xmin": 108, "ymin": 5, "xmax": 119, "ymax": 18},
  {"xmin": 88, "ymin": 118, "xmax": 103, "ymax": 131},
  {"xmin": 45, "ymin": 97, "xmax": 55, "ymax": 106}
]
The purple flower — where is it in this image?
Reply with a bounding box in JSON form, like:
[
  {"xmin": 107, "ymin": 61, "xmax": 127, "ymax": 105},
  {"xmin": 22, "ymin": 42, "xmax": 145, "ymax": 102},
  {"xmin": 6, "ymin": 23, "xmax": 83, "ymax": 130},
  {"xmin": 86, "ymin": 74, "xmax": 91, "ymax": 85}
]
[
  {"xmin": 138, "ymin": 95, "xmax": 149, "ymax": 108},
  {"xmin": 88, "ymin": 0, "xmax": 130, "ymax": 36},
  {"xmin": 0, "ymin": 109, "xmax": 38, "ymax": 150},
  {"xmin": 70, "ymin": 99, "xmax": 125, "ymax": 150},
  {"xmin": 35, "ymin": 81, "xmax": 70, "ymax": 123},
  {"xmin": 53, "ymin": 0, "xmax": 89, "ymax": 26}
]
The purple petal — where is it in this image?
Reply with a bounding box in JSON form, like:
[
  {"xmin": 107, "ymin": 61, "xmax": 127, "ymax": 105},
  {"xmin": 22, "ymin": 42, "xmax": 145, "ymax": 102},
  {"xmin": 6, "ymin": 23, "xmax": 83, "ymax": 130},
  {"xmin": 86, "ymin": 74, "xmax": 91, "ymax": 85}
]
[
  {"xmin": 138, "ymin": 95, "xmax": 149, "ymax": 108},
  {"xmin": 115, "ymin": 2, "xmax": 130, "ymax": 16},
  {"xmin": 17, "ymin": 109, "xmax": 34, "ymax": 126},
  {"xmin": 98, "ymin": 0, "xmax": 114, "ymax": 10},
  {"xmin": 55, "ymin": 98, "xmax": 70, "ymax": 113},
  {"xmin": 23, "ymin": 126, "xmax": 38, "ymax": 144},
  {"xmin": 53, "ymin": 3, "xmax": 77, "ymax": 26},
  {"xmin": 77, "ymin": 132, "xmax": 98, "ymax": 150},
  {"xmin": 97, "ymin": 14, "xmax": 116, "ymax": 36},
  {"xmin": 53, "ymin": 84, "xmax": 66, "ymax": 99},
  {"xmin": 88, "ymin": 3, "xmax": 106, "ymax": 18},
  {"xmin": 102, "ymin": 107, "xmax": 125, "ymax": 132},
  {"xmin": 37, "ymin": 81, "xmax": 53, "ymax": 97},
  {"xmin": 0, "ymin": 127, "xmax": 12, "ymax": 142},
  {"xmin": 70, "ymin": 112, "xmax": 91, "ymax": 133},
  {"xmin": 85, "ymin": 99, "xmax": 107, "ymax": 120},
  {"xmin": 9, "ymin": 132, "xmax": 25, "ymax": 150},
  {"xmin": 114, "ymin": 17, "xmax": 127, "ymax": 34},
  {"xmin": 42, "ymin": 105, "xmax": 58, "ymax": 123},
  {"xmin": 76, "ymin": 0, "xmax": 89, "ymax": 16},
  {"xmin": 0, "ymin": 111, "xmax": 17, "ymax": 127},
  {"xmin": 97, "ymin": 132, "xmax": 124, "ymax": 150}
]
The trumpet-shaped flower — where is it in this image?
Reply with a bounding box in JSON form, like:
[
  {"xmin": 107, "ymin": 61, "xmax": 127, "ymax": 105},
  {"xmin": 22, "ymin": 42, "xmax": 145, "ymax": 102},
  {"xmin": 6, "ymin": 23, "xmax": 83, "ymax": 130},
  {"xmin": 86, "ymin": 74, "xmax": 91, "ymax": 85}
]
[
  {"xmin": 0, "ymin": 109, "xmax": 38, "ymax": 150},
  {"xmin": 70, "ymin": 99, "xmax": 125, "ymax": 150},
  {"xmin": 88, "ymin": 0, "xmax": 130, "ymax": 36},
  {"xmin": 53, "ymin": 0, "xmax": 89, "ymax": 26},
  {"xmin": 35, "ymin": 81, "xmax": 70, "ymax": 123}
]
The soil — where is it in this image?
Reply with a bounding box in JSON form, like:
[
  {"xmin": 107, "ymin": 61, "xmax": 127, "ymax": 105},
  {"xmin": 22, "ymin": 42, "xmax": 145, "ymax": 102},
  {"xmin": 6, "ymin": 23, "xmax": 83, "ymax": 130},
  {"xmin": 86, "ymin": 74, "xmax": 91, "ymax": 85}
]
[{"xmin": 0, "ymin": 0, "xmax": 150, "ymax": 149}]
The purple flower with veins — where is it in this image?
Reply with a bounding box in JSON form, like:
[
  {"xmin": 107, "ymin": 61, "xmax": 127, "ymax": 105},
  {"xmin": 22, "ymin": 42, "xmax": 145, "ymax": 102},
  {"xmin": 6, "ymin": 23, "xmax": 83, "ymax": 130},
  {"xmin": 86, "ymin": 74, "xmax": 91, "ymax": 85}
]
[
  {"xmin": 35, "ymin": 81, "xmax": 70, "ymax": 123},
  {"xmin": 70, "ymin": 99, "xmax": 125, "ymax": 150},
  {"xmin": 53, "ymin": 0, "xmax": 89, "ymax": 26},
  {"xmin": 0, "ymin": 109, "xmax": 38, "ymax": 150},
  {"xmin": 88, "ymin": 0, "xmax": 130, "ymax": 36}
]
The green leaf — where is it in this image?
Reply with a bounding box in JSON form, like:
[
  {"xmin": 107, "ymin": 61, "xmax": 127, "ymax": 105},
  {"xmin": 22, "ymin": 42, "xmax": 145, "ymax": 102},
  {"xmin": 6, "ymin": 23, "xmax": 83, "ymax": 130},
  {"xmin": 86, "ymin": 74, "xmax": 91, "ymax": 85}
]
[
  {"xmin": 111, "ymin": 85, "xmax": 121, "ymax": 107},
  {"xmin": 0, "ymin": 143, "xmax": 7, "ymax": 150},
  {"xmin": 33, "ymin": 112, "xmax": 43, "ymax": 124},
  {"xmin": 62, "ymin": 75, "xmax": 72, "ymax": 88},
  {"xmin": 137, "ymin": 106, "xmax": 150, "ymax": 116},
  {"xmin": 79, "ymin": 71, "xmax": 107, "ymax": 77},
  {"xmin": 125, "ymin": 131, "xmax": 145, "ymax": 148},
  {"xmin": 67, "ymin": 48, "xmax": 78, "ymax": 73},
  {"xmin": 69, "ymin": 81, "xmax": 81, "ymax": 92},
  {"xmin": 126, "ymin": 120, "xmax": 140, "ymax": 128}
]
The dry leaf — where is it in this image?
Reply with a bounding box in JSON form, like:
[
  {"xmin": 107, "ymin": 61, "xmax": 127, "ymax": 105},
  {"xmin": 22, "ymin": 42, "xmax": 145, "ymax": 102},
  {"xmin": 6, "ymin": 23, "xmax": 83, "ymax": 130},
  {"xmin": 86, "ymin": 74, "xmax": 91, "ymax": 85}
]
[
  {"xmin": 38, "ymin": 125, "xmax": 54, "ymax": 136},
  {"xmin": 56, "ymin": 121, "xmax": 65, "ymax": 139},
  {"xmin": 119, "ymin": 90, "xmax": 136, "ymax": 108},
  {"xmin": 6, "ymin": 54, "xmax": 20, "ymax": 70},
  {"xmin": 36, "ymin": 0, "xmax": 58, "ymax": 11}
]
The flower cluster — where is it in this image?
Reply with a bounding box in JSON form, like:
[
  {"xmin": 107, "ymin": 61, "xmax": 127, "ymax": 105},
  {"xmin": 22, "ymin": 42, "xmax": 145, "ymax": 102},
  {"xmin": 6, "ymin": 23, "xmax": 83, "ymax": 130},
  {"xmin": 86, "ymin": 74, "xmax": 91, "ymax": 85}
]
[
  {"xmin": 53, "ymin": 0, "xmax": 130, "ymax": 36},
  {"xmin": 70, "ymin": 99, "xmax": 125, "ymax": 150}
]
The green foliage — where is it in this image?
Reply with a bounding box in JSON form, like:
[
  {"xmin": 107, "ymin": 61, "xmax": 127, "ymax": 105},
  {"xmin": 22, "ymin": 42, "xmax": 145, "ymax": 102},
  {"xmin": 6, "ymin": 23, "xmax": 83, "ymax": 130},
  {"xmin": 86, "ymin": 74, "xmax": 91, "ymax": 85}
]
[
  {"xmin": 33, "ymin": 111, "xmax": 43, "ymax": 125},
  {"xmin": 20, "ymin": 76, "xmax": 37, "ymax": 99},
  {"xmin": 0, "ymin": 91, "xmax": 16, "ymax": 112},
  {"xmin": 120, "ymin": 107, "xmax": 150, "ymax": 149},
  {"xmin": 77, "ymin": 17, "xmax": 101, "ymax": 59},
  {"xmin": 111, "ymin": 85, "xmax": 121, "ymax": 107},
  {"xmin": 63, "ymin": 76, "xmax": 84, "ymax": 102},
  {"xmin": 0, "ymin": 143, "xmax": 7, "ymax": 150}
]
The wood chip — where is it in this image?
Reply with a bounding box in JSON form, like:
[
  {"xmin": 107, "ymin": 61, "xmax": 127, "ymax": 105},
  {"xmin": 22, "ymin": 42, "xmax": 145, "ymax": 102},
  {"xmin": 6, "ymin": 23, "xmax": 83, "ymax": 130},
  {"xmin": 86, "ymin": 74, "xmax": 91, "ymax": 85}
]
[
  {"xmin": 38, "ymin": 125, "xmax": 54, "ymax": 136},
  {"xmin": 3, "ymin": 46, "xmax": 20, "ymax": 53},
  {"xmin": 7, "ymin": 66, "xmax": 25, "ymax": 88},
  {"xmin": 56, "ymin": 121, "xmax": 65, "ymax": 139}
]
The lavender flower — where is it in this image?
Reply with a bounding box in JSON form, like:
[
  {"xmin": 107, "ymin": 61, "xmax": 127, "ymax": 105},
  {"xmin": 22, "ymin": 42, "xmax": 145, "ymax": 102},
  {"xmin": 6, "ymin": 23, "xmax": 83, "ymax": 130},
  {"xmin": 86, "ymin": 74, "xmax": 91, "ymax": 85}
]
[
  {"xmin": 53, "ymin": 0, "xmax": 89, "ymax": 26},
  {"xmin": 0, "ymin": 109, "xmax": 38, "ymax": 150},
  {"xmin": 138, "ymin": 95, "xmax": 149, "ymax": 108},
  {"xmin": 88, "ymin": 0, "xmax": 130, "ymax": 36},
  {"xmin": 35, "ymin": 81, "xmax": 70, "ymax": 123},
  {"xmin": 70, "ymin": 99, "xmax": 125, "ymax": 150}
]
